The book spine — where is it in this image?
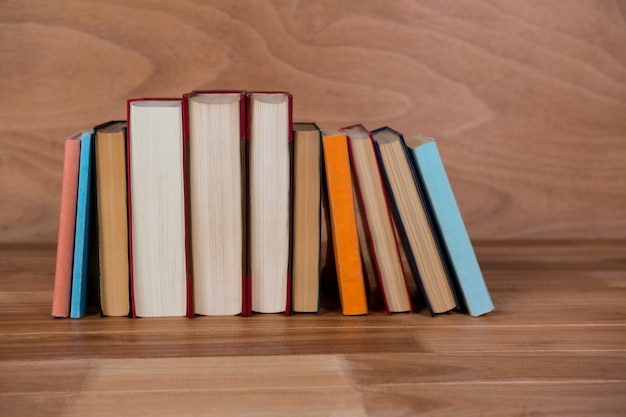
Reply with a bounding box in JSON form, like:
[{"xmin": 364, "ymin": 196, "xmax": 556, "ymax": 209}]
[
  {"xmin": 240, "ymin": 93, "xmax": 251, "ymax": 316},
  {"xmin": 126, "ymin": 100, "xmax": 137, "ymax": 318},
  {"xmin": 181, "ymin": 95, "xmax": 194, "ymax": 318},
  {"xmin": 285, "ymin": 94, "xmax": 293, "ymax": 315}
]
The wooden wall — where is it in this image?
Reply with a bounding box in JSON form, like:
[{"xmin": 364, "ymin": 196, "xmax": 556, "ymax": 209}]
[{"xmin": 1, "ymin": 0, "xmax": 625, "ymax": 243}]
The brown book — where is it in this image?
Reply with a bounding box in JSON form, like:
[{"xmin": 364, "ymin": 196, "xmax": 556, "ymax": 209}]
[
  {"xmin": 342, "ymin": 124, "xmax": 412, "ymax": 313},
  {"xmin": 372, "ymin": 127, "xmax": 457, "ymax": 314},
  {"xmin": 291, "ymin": 123, "xmax": 322, "ymax": 313},
  {"xmin": 95, "ymin": 122, "xmax": 130, "ymax": 317}
]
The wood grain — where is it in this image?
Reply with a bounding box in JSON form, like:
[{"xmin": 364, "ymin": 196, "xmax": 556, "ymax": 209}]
[
  {"xmin": 0, "ymin": 241, "xmax": 625, "ymax": 416},
  {"xmin": 1, "ymin": 0, "xmax": 626, "ymax": 241}
]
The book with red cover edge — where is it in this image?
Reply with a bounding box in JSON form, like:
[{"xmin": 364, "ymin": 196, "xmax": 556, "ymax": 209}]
[
  {"xmin": 371, "ymin": 126, "xmax": 460, "ymax": 316},
  {"xmin": 182, "ymin": 90, "xmax": 251, "ymax": 317},
  {"xmin": 342, "ymin": 124, "xmax": 413, "ymax": 314},
  {"xmin": 126, "ymin": 97, "xmax": 193, "ymax": 318},
  {"xmin": 245, "ymin": 91, "xmax": 293, "ymax": 315}
]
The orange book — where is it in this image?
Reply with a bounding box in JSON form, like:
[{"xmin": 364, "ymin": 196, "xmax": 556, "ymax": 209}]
[
  {"xmin": 52, "ymin": 132, "xmax": 82, "ymax": 318},
  {"xmin": 321, "ymin": 129, "xmax": 368, "ymax": 315}
]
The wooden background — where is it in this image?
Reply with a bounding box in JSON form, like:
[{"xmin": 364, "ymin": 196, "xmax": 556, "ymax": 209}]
[{"xmin": 1, "ymin": 0, "xmax": 625, "ymax": 243}]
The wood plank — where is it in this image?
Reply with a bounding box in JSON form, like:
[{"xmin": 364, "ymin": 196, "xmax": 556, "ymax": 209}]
[
  {"xmin": 0, "ymin": 320, "xmax": 624, "ymax": 360},
  {"xmin": 3, "ymin": 383, "xmax": 624, "ymax": 417},
  {"xmin": 1, "ymin": 241, "xmax": 625, "ymax": 415},
  {"xmin": 0, "ymin": 356, "xmax": 367, "ymax": 417},
  {"xmin": 359, "ymin": 383, "xmax": 626, "ymax": 417},
  {"xmin": 1, "ymin": 353, "xmax": 625, "ymax": 416},
  {"xmin": 3, "ymin": 352, "xmax": 624, "ymax": 394},
  {"xmin": 0, "ymin": 389, "xmax": 367, "ymax": 417},
  {"xmin": 1, "ymin": 1, "xmax": 626, "ymax": 242}
]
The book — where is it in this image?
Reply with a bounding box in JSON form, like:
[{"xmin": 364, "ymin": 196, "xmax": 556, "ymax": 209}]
[
  {"xmin": 95, "ymin": 121, "xmax": 130, "ymax": 317},
  {"xmin": 405, "ymin": 134, "xmax": 494, "ymax": 316},
  {"xmin": 246, "ymin": 92, "xmax": 292, "ymax": 314},
  {"xmin": 291, "ymin": 123, "xmax": 322, "ymax": 313},
  {"xmin": 70, "ymin": 128, "xmax": 96, "ymax": 319},
  {"xmin": 372, "ymin": 127, "xmax": 458, "ymax": 315},
  {"xmin": 127, "ymin": 98, "xmax": 192, "ymax": 317},
  {"xmin": 51, "ymin": 131, "xmax": 82, "ymax": 318},
  {"xmin": 183, "ymin": 90, "xmax": 248, "ymax": 316},
  {"xmin": 342, "ymin": 124, "xmax": 412, "ymax": 313},
  {"xmin": 320, "ymin": 129, "xmax": 368, "ymax": 315}
]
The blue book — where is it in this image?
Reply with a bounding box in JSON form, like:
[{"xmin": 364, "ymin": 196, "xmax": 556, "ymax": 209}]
[
  {"xmin": 405, "ymin": 135, "xmax": 494, "ymax": 316},
  {"xmin": 70, "ymin": 129, "xmax": 95, "ymax": 319}
]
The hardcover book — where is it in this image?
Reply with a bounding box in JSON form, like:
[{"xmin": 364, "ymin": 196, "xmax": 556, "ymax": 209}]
[
  {"xmin": 183, "ymin": 90, "xmax": 248, "ymax": 316},
  {"xmin": 127, "ymin": 98, "xmax": 192, "ymax": 317},
  {"xmin": 246, "ymin": 92, "xmax": 293, "ymax": 314}
]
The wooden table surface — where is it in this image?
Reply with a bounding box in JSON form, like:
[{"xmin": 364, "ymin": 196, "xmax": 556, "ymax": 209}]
[{"xmin": 1, "ymin": 241, "xmax": 625, "ymax": 416}]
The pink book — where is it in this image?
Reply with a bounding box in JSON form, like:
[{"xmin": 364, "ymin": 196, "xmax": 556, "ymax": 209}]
[{"xmin": 51, "ymin": 132, "xmax": 82, "ymax": 318}]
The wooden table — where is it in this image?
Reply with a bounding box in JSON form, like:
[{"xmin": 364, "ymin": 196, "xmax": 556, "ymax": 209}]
[{"xmin": 1, "ymin": 241, "xmax": 625, "ymax": 416}]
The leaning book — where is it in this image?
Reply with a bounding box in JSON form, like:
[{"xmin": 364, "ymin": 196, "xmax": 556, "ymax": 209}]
[
  {"xmin": 372, "ymin": 127, "xmax": 458, "ymax": 315},
  {"xmin": 405, "ymin": 135, "xmax": 494, "ymax": 316}
]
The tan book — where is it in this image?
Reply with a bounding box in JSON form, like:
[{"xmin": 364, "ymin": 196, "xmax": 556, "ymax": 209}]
[
  {"xmin": 372, "ymin": 127, "xmax": 458, "ymax": 314},
  {"xmin": 342, "ymin": 124, "xmax": 412, "ymax": 313},
  {"xmin": 95, "ymin": 121, "xmax": 130, "ymax": 317},
  {"xmin": 292, "ymin": 123, "xmax": 322, "ymax": 313}
]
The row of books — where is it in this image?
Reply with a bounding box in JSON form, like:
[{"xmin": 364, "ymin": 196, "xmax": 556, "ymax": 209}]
[{"xmin": 51, "ymin": 90, "xmax": 494, "ymax": 319}]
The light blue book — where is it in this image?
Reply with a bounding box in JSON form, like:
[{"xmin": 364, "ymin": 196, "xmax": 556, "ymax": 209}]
[
  {"xmin": 70, "ymin": 129, "xmax": 95, "ymax": 319},
  {"xmin": 405, "ymin": 135, "xmax": 494, "ymax": 316}
]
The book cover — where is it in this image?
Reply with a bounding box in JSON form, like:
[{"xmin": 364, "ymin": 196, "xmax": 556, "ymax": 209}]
[
  {"xmin": 95, "ymin": 121, "xmax": 130, "ymax": 317},
  {"xmin": 127, "ymin": 98, "xmax": 193, "ymax": 318},
  {"xmin": 183, "ymin": 90, "xmax": 249, "ymax": 316},
  {"xmin": 320, "ymin": 129, "xmax": 368, "ymax": 315},
  {"xmin": 291, "ymin": 122, "xmax": 322, "ymax": 313},
  {"xmin": 372, "ymin": 127, "xmax": 459, "ymax": 315},
  {"xmin": 51, "ymin": 131, "xmax": 82, "ymax": 318},
  {"xmin": 342, "ymin": 124, "xmax": 412, "ymax": 314},
  {"xmin": 406, "ymin": 135, "xmax": 494, "ymax": 316},
  {"xmin": 246, "ymin": 92, "xmax": 293, "ymax": 314},
  {"xmin": 69, "ymin": 128, "xmax": 95, "ymax": 319}
]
